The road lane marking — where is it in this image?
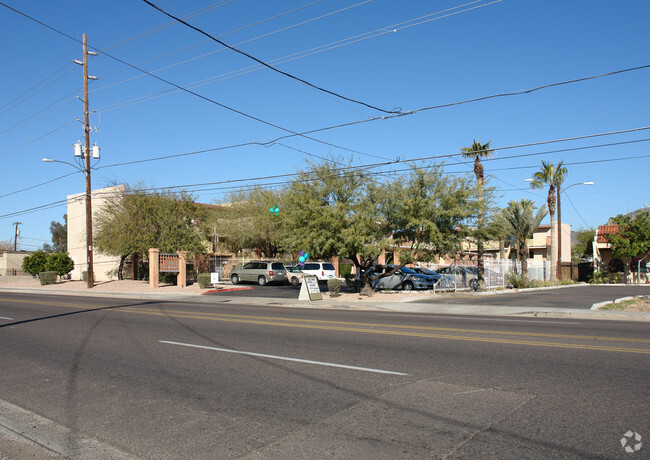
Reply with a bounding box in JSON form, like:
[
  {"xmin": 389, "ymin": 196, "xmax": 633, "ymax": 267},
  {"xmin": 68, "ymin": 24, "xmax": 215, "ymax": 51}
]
[
  {"xmin": 126, "ymin": 307, "xmax": 650, "ymax": 344},
  {"xmin": 0, "ymin": 316, "xmax": 13, "ymax": 320},
  {"xmin": 376, "ymin": 314, "xmax": 581, "ymax": 324},
  {"xmin": 3, "ymin": 298, "xmax": 649, "ymax": 354},
  {"xmin": 159, "ymin": 340, "xmax": 408, "ymax": 375}
]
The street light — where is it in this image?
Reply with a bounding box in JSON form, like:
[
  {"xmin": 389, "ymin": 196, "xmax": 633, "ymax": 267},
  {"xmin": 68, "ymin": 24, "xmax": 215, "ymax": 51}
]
[
  {"xmin": 557, "ymin": 181, "xmax": 594, "ymax": 279},
  {"xmin": 525, "ymin": 179, "xmax": 593, "ymax": 280}
]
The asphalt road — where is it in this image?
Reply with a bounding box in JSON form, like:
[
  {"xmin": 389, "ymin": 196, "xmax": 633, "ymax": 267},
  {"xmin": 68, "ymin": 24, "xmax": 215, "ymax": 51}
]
[
  {"xmin": 0, "ymin": 292, "xmax": 648, "ymax": 458},
  {"xmin": 413, "ymin": 284, "xmax": 650, "ymax": 309}
]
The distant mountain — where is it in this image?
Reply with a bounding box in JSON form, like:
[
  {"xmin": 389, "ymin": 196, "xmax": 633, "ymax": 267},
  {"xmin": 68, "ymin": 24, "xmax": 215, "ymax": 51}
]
[{"xmin": 607, "ymin": 206, "xmax": 650, "ymax": 223}]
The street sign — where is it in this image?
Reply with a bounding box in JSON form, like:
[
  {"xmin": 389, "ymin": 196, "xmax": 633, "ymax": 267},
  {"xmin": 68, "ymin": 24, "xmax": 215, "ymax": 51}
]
[{"xmin": 299, "ymin": 275, "xmax": 322, "ymax": 301}]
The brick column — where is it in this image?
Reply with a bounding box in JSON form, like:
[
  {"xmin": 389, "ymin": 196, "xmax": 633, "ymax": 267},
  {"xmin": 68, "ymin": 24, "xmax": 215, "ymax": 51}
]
[
  {"xmin": 393, "ymin": 251, "xmax": 400, "ymax": 266},
  {"xmin": 149, "ymin": 248, "xmax": 159, "ymax": 289},
  {"xmin": 177, "ymin": 250, "xmax": 187, "ymax": 288},
  {"xmin": 378, "ymin": 250, "xmax": 386, "ymax": 265}
]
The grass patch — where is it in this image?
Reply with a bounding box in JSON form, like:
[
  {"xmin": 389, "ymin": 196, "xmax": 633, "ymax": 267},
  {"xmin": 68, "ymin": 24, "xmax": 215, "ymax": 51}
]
[{"xmin": 598, "ymin": 297, "xmax": 650, "ymax": 312}]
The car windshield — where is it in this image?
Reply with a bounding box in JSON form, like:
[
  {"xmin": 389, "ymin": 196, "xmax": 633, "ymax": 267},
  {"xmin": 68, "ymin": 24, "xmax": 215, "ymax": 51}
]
[
  {"xmin": 417, "ymin": 267, "xmax": 436, "ymax": 275},
  {"xmin": 286, "ymin": 266, "xmax": 300, "ymax": 272},
  {"xmin": 398, "ymin": 266, "xmax": 417, "ymax": 275},
  {"xmin": 271, "ymin": 263, "xmax": 285, "ymax": 270}
]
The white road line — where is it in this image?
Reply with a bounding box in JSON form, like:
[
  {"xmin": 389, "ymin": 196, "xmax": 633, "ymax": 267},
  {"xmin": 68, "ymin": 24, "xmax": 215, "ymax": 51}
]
[
  {"xmin": 159, "ymin": 340, "xmax": 408, "ymax": 376},
  {"xmin": 0, "ymin": 316, "xmax": 13, "ymax": 320}
]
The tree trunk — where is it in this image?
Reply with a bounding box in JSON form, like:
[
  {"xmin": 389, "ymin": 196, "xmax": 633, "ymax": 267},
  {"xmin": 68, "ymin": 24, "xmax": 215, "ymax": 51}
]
[
  {"xmin": 476, "ymin": 170, "xmax": 485, "ymax": 290},
  {"xmin": 549, "ymin": 212, "xmax": 557, "ymax": 282}
]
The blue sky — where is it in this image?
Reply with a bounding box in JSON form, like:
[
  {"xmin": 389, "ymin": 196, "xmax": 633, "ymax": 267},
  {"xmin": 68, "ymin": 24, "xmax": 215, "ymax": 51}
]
[{"xmin": 1, "ymin": 0, "xmax": 648, "ymax": 250}]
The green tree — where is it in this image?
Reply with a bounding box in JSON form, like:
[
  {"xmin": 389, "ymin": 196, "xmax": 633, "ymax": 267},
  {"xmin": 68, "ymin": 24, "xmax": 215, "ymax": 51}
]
[
  {"xmin": 45, "ymin": 252, "xmax": 74, "ymax": 277},
  {"xmin": 22, "ymin": 250, "xmax": 49, "ymax": 277},
  {"xmin": 94, "ymin": 186, "xmax": 210, "ymax": 279},
  {"xmin": 607, "ymin": 211, "xmax": 650, "ymax": 282},
  {"xmin": 500, "ymin": 199, "xmax": 548, "ymax": 275},
  {"xmin": 571, "ymin": 228, "xmax": 595, "ymax": 261},
  {"xmin": 280, "ymin": 158, "xmax": 478, "ymax": 291},
  {"xmin": 49, "ymin": 215, "xmax": 67, "ymax": 252},
  {"xmin": 460, "ymin": 139, "xmax": 496, "ymax": 290},
  {"xmin": 382, "ymin": 163, "xmax": 476, "ymax": 264},
  {"xmin": 529, "ymin": 160, "xmax": 567, "ymax": 281},
  {"xmin": 280, "ymin": 158, "xmax": 386, "ymax": 279},
  {"xmin": 217, "ymin": 186, "xmax": 283, "ymax": 258}
]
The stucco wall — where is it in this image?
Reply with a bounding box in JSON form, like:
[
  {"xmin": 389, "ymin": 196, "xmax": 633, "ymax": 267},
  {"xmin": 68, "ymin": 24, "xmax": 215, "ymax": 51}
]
[{"xmin": 67, "ymin": 185, "xmax": 123, "ymax": 281}]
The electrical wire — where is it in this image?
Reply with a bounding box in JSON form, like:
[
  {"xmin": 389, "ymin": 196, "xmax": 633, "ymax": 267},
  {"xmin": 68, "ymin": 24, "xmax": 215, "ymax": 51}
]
[{"xmin": 141, "ymin": 0, "xmax": 401, "ymax": 114}]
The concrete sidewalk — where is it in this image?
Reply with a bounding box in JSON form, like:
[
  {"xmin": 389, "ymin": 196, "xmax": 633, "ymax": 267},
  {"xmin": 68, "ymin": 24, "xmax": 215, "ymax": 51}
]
[{"xmin": 0, "ymin": 278, "xmax": 648, "ymax": 322}]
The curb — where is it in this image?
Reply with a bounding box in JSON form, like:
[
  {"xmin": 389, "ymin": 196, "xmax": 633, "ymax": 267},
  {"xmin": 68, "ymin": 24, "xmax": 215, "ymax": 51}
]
[{"xmin": 202, "ymin": 286, "xmax": 254, "ymax": 295}]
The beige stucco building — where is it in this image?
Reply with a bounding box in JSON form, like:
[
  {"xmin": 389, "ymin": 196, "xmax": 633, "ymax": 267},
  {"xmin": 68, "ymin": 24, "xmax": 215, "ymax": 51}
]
[{"xmin": 67, "ymin": 184, "xmax": 124, "ymax": 282}]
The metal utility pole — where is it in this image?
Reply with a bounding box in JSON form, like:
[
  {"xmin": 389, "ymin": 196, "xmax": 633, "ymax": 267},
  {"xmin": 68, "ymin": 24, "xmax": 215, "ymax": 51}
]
[
  {"xmin": 82, "ymin": 34, "xmax": 94, "ymax": 288},
  {"xmin": 12, "ymin": 222, "xmax": 21, "ymax": 251}
]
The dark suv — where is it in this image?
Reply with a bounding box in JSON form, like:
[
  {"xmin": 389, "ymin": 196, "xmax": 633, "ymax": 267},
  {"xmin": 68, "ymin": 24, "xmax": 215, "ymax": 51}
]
[{"xmin": 230, "ymin": 261, "xmax": 287, "ymax": 286}]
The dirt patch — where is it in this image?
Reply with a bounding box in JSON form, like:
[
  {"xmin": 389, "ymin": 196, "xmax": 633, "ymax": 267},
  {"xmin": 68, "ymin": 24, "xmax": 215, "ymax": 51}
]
[{"xmin": 597, "ymin": 297, "xmax": 650, "ymax": 312}]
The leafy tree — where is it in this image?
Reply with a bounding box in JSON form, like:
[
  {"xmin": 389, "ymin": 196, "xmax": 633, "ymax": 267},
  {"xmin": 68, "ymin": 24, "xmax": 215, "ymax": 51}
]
[
  {"xmin": 280, "ymin": 158, "xmax": 386, "ymax": 280},
  {"xmin": 22, "ymin": 250, "xmax": 49, "ymax": 277},
  {"xmin": 382, "ymin": 163, "xmax": 476, "ymax": 264},
  {"xmin": 45, "ymin": 252, "xmax": 74, "ymax": 277},
  {"xmin": 529, "ymin": 160, "xmax": 567, "ymax": 281},
  {"xmin": 571, "ymin": 228, "xmax": 595, "ymax": 261},
  {"xmin": 607, "ymin": 211, "xmax": 650, "ymax": 281},
  {"xmin": 500, "ymin": 199, "xmax": 547, "ymax": 275},
  {"xmin": 460, "ymin": 139, "xmax": 496, "ymax": 290},
  {"xmin": 94, "ymin": 186, "xmax": 210, "ymax": 279},
  {"xmin": 216, "ymin": 187, "xmax": 283, "ymax": 258},
  {"xmin": 49, "ymin": 215, "xmax": 67, "ymax": 252},
  {"xmin": 280, "ymin": 157, "xmax": 478, "ymax": 291}
]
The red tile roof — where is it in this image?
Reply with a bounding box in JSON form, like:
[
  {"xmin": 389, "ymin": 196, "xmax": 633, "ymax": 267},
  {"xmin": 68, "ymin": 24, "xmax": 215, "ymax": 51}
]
[{"xmin": 597, "ymin": 224, "xmax": 620, "ymax": 243}]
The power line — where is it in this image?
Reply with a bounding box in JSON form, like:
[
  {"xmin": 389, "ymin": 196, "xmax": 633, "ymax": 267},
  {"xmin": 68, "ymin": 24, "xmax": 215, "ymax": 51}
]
[
  {"xmin": 141, "ymin": 0, "xmax": 401, "ymax": 115},
  {"xmin": 0, "ymin": 2, "xmax": 391, "ymax": 161}
]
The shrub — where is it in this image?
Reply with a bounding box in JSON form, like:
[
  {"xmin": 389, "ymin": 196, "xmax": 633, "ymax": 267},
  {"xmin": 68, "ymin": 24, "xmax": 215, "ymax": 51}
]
[
  {"xmin": 505, "ymin": 272, "xmax": 531, "ymax": 289},
  {"xmin": 558, "ymin": 278, "xmax": 575, "ymax": 285},
  {"xmin": 22, "ymin": 250, "xmax": 49, "ymax": 277},
  {"xmin": 159, "ymin": 272, "xmax": 177, "ymax": 285},
  {"xmin": 339, "ymin": 263, "xmax": 352, "ymax": 279},
  {"xmin": 327, "ymin": 278, "xmax": 341, "ymax": 297},
  {"xmin": 81, "ymin": 271, "xmax": 95, "ymax": 284},
  {"xmin": 39, "ymin": 271, "xmax": 58, "ymax": 285},
  {"xmin": 45, "ymin": 252, "xmax": 74, "ymax": 277},
  {"xmin": 197, "ymin": 273, "xmax": 211, "ymax": 289}
]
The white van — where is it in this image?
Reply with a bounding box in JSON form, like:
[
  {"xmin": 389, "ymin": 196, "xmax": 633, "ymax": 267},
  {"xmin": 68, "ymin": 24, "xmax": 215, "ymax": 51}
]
[{"xmin": 300, "ymin": 262, "xmax": 337, "ymax": 281}]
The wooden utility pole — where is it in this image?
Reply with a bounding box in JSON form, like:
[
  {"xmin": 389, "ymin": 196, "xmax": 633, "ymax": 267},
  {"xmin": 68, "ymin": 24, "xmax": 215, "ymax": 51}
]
[
  {"xmin": 82, "ymin": 34, "xmax": 94, "ymax": 288},
  {"xmin": 12, "ymin": 222, "xmax": 21, "ymax": 251}
]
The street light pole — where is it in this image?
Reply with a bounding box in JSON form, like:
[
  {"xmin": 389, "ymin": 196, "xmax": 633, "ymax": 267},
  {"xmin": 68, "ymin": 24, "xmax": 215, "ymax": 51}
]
[{"xmin": 557, "ymin": 181, "xmax": 594, "ymax": 280}]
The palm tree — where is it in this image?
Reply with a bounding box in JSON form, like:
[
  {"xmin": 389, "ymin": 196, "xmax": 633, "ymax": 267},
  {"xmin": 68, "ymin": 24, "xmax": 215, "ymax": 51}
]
[
  {"xmin": 461, "ymin": 139, "xmax": 495, "ymax": 290},
  {"xmin": 501, "ymin": 199, "xmax": 548, "ymax": 275},
  {"xmin": 529, "ymin": 161, "xmax": 567, "ymax": 282}
]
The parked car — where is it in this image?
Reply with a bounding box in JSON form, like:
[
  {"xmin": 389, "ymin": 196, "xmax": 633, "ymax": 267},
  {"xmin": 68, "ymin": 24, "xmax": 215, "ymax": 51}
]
[
  {"xmin": 437, "ymin": 265, "xmax": 478, "ymax": 291},
  {"xmin": 285, "ymin": 265, "xmax": 304, "ymax": 285},
  {"xmin": 230, "ymin": 261, "xmax": 287, "ymax": 286},
  {"xmin": 300, "ymin": 262, "xmax": 337, "ymax": 281},
  {"xmin": 366, "ymin": 265, "xmax": 434, "ymax": 291},
  {"xmin": 411, "ymin": 266, "xmax": 455, "ymax": 289}
]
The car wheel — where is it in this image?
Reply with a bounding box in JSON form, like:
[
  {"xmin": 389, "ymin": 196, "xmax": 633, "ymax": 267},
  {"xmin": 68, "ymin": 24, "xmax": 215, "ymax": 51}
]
[
  {"xmin": 290, "ymin": 276, "xmax": 300, "ymax": 286},
  {"xmin": 231, "ymin": 274, "xmax": 239, "ymax": 285},
  {"xmin": 469, "ymin": 279, "xmax": 478, "ymax": 291},
  {"xmin": 258, "ymin": 276, "xmax": 267, "ymax": 286},
  {"xmin": 402, "ymin": 281, "xmax": 414, "ymax": 291}
]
